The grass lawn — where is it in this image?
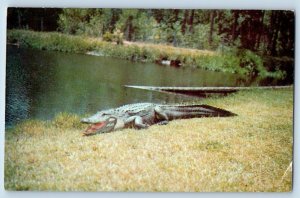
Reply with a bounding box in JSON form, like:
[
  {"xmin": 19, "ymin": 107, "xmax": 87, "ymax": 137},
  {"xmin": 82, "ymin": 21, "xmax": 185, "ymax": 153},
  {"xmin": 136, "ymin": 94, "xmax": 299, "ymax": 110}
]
[{"xmin": 4, "ymin": 88, "xmax": 293, "ymax": 192}]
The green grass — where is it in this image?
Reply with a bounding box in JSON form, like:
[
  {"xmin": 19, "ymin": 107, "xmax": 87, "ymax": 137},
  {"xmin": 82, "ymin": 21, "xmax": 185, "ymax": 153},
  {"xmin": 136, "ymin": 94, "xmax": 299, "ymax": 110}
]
[
  {"xmin": 7, "ymin": 29, "xmax": 286, "ymax": 78},
  {"xmin": 5, "ymin": 88, "xmax": 293, "ymax": 191}
]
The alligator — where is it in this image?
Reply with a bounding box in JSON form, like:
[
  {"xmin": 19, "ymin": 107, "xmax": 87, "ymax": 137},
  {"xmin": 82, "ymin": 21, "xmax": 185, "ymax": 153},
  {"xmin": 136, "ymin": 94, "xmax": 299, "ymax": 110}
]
[{"xmin": 81, "ymin": 103, "xmax": 236, "ymax": 136}]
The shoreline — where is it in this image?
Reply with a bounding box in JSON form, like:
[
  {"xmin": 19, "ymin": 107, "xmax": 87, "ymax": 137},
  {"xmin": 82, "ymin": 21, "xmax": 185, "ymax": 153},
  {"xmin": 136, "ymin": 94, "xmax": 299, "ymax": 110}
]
[{"xmin": 7, "ymin": 29, "xmax": 289, "ymax": 79}]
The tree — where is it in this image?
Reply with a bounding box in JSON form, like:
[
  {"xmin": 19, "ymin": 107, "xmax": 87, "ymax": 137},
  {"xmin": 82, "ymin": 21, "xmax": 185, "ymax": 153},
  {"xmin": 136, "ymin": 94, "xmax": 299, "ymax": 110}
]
[
  {"xmin": 231, "ymin": 10, "xmax": 239, "ymax": 42},
  {"xmin": 188, "ymin": 10, "xmax": 195, "ymax": 32},
  {"xmin": 181, "ymin": 10, "xmax": 189, "ymax": 35},
  {"xmin": 208, "ymin": 10, "xmax": 216, "ymax": 47}
]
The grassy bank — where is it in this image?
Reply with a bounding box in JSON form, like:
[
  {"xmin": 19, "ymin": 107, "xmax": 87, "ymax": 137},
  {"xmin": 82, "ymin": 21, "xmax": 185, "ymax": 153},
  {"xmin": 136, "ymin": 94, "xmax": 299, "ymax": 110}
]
[
  {"xmin": 7, "ymin": 29, "xmax": 285, "ymax": 78},
  {"xmin": 5, "ymin": 88, "xmax": 293, "ymax": 191}
]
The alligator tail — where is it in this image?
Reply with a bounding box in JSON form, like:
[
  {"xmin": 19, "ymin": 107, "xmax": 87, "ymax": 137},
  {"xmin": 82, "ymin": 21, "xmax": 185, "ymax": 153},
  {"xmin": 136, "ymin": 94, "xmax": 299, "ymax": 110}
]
[
  {"xmin": 191, "ymin": 104, "xmax": 237, "ymax": 117},
  {"xmin": 163, "ymin": 104, "xmax": 237, "ymax": 118}
]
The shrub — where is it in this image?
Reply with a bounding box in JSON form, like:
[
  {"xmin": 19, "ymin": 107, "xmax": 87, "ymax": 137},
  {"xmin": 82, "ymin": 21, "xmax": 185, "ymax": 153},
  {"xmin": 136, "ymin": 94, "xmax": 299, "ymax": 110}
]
[
  {"xmin": 238, "ymin": 49, "xmax": 265, "ymax": 77},
  {"xmin": 102, "ymin": 32, "xmax": 114, "ymax": 42},
  {"xmin": 102, "ymin": 30, "xmax": 124, "ymax": 45},
  {"xmin": 113, "ymin": 29, "xmax": 124, "ymax": 45}
]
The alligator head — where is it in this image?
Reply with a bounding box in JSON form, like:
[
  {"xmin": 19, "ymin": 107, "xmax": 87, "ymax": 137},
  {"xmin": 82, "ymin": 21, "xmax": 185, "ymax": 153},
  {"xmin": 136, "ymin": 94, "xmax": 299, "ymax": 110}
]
[{"xmin": 81, "ymin": 111, "xmax": 124, "ymax": 136}]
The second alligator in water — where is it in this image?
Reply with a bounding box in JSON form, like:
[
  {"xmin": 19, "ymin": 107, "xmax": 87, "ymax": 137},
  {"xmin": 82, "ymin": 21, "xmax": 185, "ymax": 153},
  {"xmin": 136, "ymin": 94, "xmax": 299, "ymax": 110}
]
[{"xmin": 81, "ymin": 103, "xmax": 236, "ymax": 136}]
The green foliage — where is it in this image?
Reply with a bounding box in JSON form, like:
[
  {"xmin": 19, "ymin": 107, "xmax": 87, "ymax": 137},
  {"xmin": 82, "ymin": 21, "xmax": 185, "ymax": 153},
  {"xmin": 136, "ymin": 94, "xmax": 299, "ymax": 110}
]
[
  {"xmin": 180, "ymin": 24, "xmax": 222, "ymax": 50},
  {"xmin": 7, "ymin": 30, "xmax": 95, "ymax": 53},
  {"xmin": 134, "ymin": 14, "xmax": 158, "ymax": 41},
  {"xmin": 102, "ymin": 29, "xmax": 123, "ymax": 44},
  {"xmin": 238, "ymin": 49, "xmax": 266, "ymax": 76},
  {"xmin": 58, "ymin": 9, "xmax": 105, "ymax": 37},
  {"xmin": 102, "ymin": 31, "xmax": 114, "ymax": 42},
  {"xmin": 113, "ymin": 29, "xmax": 124, "ymax": 44},
  {"xmin": 238, "ymin": 51, "xmax": 259, "ymax": 73}
]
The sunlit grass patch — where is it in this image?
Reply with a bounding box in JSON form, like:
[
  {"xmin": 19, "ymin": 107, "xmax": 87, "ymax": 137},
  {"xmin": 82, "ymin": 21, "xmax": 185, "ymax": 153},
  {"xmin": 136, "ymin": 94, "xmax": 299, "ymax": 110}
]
[
  {"xmin": 52, "ymin": 112, "xmax": 85, "ymax": 130},
  {"xmin": 5, "ymin": 88, "xmax": 293, "ymax": 191}
]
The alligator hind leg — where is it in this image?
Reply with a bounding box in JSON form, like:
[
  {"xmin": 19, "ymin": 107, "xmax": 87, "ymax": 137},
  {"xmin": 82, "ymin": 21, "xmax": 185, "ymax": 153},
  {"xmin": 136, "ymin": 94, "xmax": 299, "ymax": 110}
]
[
  {"xmin": 154, "ymin": 106, "xmax": 169, "ymax": 125},
  {"xmin": 125, "ymin": 116, "xmax": 149, "ymax": 129}
]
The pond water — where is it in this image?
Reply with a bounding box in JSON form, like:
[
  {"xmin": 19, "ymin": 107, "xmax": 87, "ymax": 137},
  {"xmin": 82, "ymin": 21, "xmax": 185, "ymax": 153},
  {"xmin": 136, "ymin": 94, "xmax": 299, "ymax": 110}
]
[{"xmin": 5, "ymin": 46, "xmax": 290, "ymax": 127}]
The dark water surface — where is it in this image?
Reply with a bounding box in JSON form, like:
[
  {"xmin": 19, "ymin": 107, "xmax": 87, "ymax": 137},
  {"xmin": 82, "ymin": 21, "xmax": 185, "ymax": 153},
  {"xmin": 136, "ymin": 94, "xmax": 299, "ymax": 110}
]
[{"xmin": 5, "ymin": 46, "xmax": 288, "ymax": 127}]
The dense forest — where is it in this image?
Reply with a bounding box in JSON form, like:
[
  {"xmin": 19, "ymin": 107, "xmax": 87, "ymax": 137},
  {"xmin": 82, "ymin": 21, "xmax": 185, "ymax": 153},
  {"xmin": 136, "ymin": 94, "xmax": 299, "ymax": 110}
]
[{"xmin": 7, "ymin": 8, "xmax": 294, "ymax": 57}]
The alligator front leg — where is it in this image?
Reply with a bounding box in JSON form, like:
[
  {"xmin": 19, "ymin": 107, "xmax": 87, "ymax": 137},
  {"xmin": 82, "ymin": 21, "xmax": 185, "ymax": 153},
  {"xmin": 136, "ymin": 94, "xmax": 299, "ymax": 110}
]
[{"xmin": 125, "ymin": 116, "xmax": 149, "ymax": 129}]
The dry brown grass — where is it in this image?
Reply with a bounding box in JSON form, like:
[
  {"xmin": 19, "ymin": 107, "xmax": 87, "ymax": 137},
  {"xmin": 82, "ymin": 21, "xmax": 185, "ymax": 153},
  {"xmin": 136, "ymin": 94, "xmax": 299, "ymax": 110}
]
[
  {"xmin": 123, "ymin": 40, "xmax": 216, "ymax": 56},
  {"xmin": 5, "ymin": 89, "xmax": 293, "ymax": 191}
]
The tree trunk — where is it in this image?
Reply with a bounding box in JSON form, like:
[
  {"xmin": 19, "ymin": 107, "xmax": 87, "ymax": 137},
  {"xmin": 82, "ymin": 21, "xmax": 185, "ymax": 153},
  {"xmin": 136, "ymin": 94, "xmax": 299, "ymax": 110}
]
[
  {"xmin": 231, "ymin": 11, "xmax": 239, "ymax": 42},
  {"xmin": 189, "ymin": 10, "xmax": 195, "ymax": 32},
  {"xmin": 40, "ymin": 17, "xmax": 44, "ymax": 31},
  {"xmin": 255, "ymin": 11, "xmax": 265, "ymax": 50},
  {"xmin": 285, "ymin": 12, "xmax": 295, "ymax": 56},
  {"xmin": 17, "ymin": 10, "xmax": 21, "ymax": 28},
  {"xmin": 208, "ymin": 11, "xmax": 215, "ymax": 46},
  {"xmin": 278, "ymin": 11, "xmax": 293, "ymax": 56},
  {"xmin": 268, "ymin": 11, "xmax": 276, "ymax": 55},
  {"xmin": 268, "ymin": 11, "xmax": 280, "ymax": 56},
  {"xmin": 110, "ymin": 9, "xmax": 119, "ymax": 32},
  {"xmin": 126, "ymin": 16, "xmax": 134, "ymax": 41},
  {"xmin": 217, "ymin": 11, "xmax": 222, "ymax": 34},
  {"xmin": 181, "ymin": 10, "xmax": 189, "ymax": 35},
  {"xmin": 173, "ymin": 9, "xmax": 179, "ymax": 23}
]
